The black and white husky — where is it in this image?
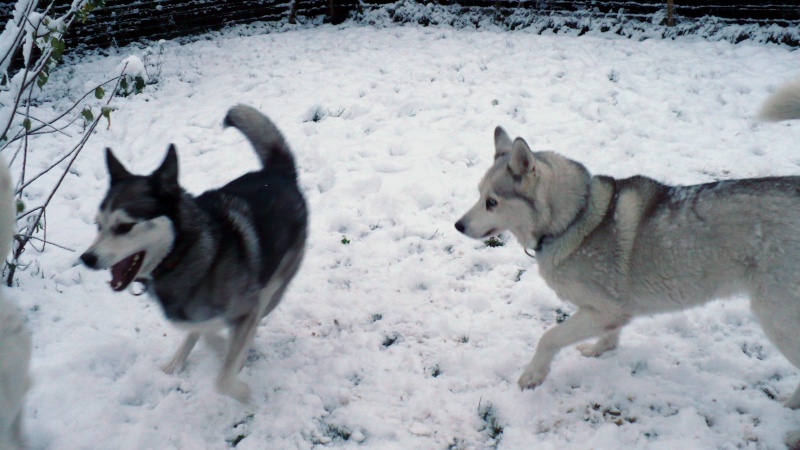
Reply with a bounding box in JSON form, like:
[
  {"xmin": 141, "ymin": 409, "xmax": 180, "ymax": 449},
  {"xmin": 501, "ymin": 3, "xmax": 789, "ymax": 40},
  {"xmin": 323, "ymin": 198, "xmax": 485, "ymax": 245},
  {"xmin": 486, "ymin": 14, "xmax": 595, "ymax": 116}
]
[{"xmin": 81, "ymin": 105, "xmax": 307, "ymax": 402}]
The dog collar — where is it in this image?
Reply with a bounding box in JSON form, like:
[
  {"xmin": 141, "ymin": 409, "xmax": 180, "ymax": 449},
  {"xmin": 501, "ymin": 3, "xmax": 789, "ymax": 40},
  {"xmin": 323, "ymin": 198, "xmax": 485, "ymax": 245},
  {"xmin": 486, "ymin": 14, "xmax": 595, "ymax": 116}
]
[
  {"xmin": 533, "ymin": 236, "xmax": 548, "ymax": 253},
  {"xmin": 532, "ymin": 188, "xmax": 592, "ymax": 254},
  {"xmin": 150, "ymin": 240, "xmax": 188, "ymax": 279}
]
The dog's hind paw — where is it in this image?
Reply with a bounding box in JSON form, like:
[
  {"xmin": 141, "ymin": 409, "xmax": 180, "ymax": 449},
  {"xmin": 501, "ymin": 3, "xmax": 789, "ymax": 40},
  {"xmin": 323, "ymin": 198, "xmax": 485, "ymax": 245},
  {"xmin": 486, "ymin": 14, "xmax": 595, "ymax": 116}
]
[
  {"xmin": 216, "ymin": 376, "xmax": 252, "ymax": 404},
  {"xmin": 786, "ymin": 429, "xmax": 800, "ymax": 450},
  {"xmin": 576, "ymin": 332, "xmax": 620, "ymax": 358},
  {"xmin": 162, "ymin": 360, "xmax": 182, "ymax": 375},
  {"xmin": 517, "ymin": 366, "xmax": 547, "ymax": 390},
  {"xmin": 576, "ymin": 341, "xmax": 615, "ymax": 358}
]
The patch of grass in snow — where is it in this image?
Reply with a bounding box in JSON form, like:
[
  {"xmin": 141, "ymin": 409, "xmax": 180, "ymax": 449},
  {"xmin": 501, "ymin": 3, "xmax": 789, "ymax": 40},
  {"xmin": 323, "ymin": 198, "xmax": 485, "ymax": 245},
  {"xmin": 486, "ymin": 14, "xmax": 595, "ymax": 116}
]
[
  {"xmin": 245, "ymin": 348, "xmax": 265, "ymax": 364},
  {"xmin": 301, "ymin": 105, "xmax": 348, "ymax": 123},
  {"xmin": 477, "ymin": 401, "xmax": 504, "ymax": 446},
  {"xmin": 310, "ymin": 421, "xmax": 354, "ymax": 445},
  {"xmin": 741, "ymin": 341, "xmax": 765, "ymax": 360},
  {"xmin": 382, "ymin": 333, "xmax": 399, "ymax": 347},
  {"xmin": 447, "ymin": 438, "xmax": 467, "ymax": 450},
  {"xmin": 580, "ymin": 403, "xmax": 637, "ymax": 427},
  {"xmin": 327, "ymin": 107, "xmax": 348, "ymax": 118},
  {"xmin": 142, "ymin": 43, "xmax": 165, "ymax": 85},
  {"xmin": 341, "ymin": 235, "xmax": 351, "ymax": 245},
  {"xmin": 231, "ymin": 414, "xmax": 254, "ymax": 428},
  {"xmin": 227, "ymin": 434, "xmax": 246, "ymax": 448},
  {"xmin": 226, "ymin": 413, "xmax": 254, "ymax": 448},
  {"xmin": 324, "ymin": 423, "xmax": 352, "ymax": 441},
  {"xmin": 515, "ymin": 268, "xmax": 526, "ymax": 282},
  {"xmin": 483, "ymin": 236, "xmax": 504, "ymax": 248},
  {"xmin": 644, "ymin": 430, "xmax": 659, "ymax": 441},
  {"xmin": 310, "ymin": 109, "xmax": 326, "ymax": 122},
  {"xmin": 753, "ymin": 381, "xmax": 777, "ymax": 401},
  {"xmin": 630, "ymin": 360, "xmax": 648, "ymax": 375}
]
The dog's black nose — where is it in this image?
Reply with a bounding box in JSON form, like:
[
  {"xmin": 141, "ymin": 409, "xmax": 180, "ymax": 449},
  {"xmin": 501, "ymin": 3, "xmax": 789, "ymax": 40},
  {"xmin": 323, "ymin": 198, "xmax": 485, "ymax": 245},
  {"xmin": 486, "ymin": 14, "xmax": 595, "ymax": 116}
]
[
  {"xmin": 80, "ymin": 252, "xmax": 98, "ymax": 269},
  {"xmin": 455, "ymin": 221, "xmax": 465, "ymax": 233}
]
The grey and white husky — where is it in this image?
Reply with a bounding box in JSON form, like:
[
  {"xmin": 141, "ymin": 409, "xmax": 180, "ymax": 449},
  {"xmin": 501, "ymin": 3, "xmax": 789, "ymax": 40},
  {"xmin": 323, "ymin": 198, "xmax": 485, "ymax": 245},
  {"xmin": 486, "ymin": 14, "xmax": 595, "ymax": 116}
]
[
  {"xmin": 81, "ymin": 105, "xmax": 307, "ymax": 402},
  {"xmin": 456, "ymin": 83, "xmax": 800, "ymax": 410}
]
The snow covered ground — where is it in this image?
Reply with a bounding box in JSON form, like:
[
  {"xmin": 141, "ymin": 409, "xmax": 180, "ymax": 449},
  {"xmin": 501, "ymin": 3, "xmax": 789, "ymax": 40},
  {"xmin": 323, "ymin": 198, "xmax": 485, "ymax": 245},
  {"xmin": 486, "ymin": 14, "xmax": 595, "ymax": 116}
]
[{"xmin": 8, "ymin": 20, "xmax": 800, "ymax": 449}]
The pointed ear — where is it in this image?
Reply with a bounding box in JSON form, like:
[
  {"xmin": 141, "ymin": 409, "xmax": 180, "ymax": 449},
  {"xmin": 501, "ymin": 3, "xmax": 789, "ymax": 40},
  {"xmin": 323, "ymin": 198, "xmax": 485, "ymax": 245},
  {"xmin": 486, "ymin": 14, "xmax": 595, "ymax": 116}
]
[
  {"xmin": 509, "ymin": 138, "xmax": 536, "ymax": 177},
  {"xmin": 494, "ymin": 126, "xmax": 513, "ymax": 159},
  {"xmin": 152, "ymin": 144, "xmax": 180, "ymax": 196},
  {"xmin": 106, "ymin": 148, "xmax": 132, "ymax": 184}
]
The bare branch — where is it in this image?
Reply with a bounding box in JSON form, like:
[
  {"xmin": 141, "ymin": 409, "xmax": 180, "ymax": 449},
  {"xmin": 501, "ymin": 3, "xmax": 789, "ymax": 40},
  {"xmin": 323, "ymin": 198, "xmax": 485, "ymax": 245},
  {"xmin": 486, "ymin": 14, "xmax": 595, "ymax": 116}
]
[
  {"xmin": 3, "ymin": 0, "xmax": 108, "ymax": 286},
  {"xmin": 2, "ymin": 75, "xmax": 120, "ymax": 149},
  {"xmin": 15, "ymin": 72, "xmax": 125, "ymax": 195},
  {"xmin": 0, "ymin": 0, "xmax": 36, "ymax": 71}
]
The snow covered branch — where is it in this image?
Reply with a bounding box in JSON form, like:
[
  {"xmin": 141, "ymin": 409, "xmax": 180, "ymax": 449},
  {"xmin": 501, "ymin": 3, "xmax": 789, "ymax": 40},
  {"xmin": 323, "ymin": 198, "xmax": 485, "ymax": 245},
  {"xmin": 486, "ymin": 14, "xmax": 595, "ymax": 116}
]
[{"xmin": 0, "ymin": 0, "xmax": 123, "ymax": 285}]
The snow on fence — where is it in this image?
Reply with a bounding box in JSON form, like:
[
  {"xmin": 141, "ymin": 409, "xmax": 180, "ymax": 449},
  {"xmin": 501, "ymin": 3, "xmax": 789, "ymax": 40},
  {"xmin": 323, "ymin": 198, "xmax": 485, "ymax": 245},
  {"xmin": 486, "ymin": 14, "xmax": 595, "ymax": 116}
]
[
  {"xmin": 366, "ymin": 1, "xmax": 800, "ymax": 45},
  {"xmin": 1, "ymin": 0, "xmax": 798, "ymax": 49}
]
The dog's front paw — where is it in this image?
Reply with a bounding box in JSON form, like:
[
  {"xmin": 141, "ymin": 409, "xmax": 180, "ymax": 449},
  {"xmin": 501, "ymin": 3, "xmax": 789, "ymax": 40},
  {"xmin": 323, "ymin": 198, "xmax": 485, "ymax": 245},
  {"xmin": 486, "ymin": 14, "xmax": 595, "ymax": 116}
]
[
  {"xmin": 216, "ymin": 376, "xmax": 252, "ymax": 404},
  {"xmin": 786, "ymin": 429, "xmax": 800, "ymax": 450},
  {"xmin": 162, "ymin": 360, "xmax": 182, "ymax": 375},
  {"xmin": 576, "ymin": 342, "xmax": 597, "ymax": 357},
  {"xmin": 517, "ymin": 365, "xmax": 548, "ymax": 390}
]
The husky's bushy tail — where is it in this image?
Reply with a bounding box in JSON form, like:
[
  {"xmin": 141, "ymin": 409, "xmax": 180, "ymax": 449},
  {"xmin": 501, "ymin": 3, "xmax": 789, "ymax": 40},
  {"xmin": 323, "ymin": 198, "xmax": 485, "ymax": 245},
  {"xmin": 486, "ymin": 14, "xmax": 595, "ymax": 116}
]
[
  {"xmin": 223, "ymin": 105, "xmax": 297, "ymax": 177},
  {"xmin": 759, "ymin": 80, "xmax": 800, "ymax": 122}
]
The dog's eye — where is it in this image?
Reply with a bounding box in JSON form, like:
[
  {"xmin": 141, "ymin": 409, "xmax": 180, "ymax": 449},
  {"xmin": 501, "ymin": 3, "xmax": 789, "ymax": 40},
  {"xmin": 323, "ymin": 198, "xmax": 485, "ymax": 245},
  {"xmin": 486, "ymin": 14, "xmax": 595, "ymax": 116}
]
[
  {"xmin": 485, "ymin": 198, "xmax": 498, "ymax": 210},
  {"xmin": 112, "ymin": 223, "xmax": 135, "ymax": 235}
]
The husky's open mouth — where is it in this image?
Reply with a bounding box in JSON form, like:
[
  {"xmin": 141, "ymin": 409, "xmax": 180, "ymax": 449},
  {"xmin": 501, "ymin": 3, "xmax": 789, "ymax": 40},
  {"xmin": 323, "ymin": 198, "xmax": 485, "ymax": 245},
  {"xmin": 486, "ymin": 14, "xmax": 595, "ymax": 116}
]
[
  {"xmin": 110, "ymin": 251, "xmax": 145, "ymax": 291},
  {"xmin": 482, "ymin": 229, "xmax": 498, "ymax": 238}
]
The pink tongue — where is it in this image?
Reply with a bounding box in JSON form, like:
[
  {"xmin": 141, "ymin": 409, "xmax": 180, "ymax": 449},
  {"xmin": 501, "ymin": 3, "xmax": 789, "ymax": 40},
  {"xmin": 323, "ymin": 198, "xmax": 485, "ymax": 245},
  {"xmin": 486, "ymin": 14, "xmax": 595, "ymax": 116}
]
[{"xmin": 110, "ymin": 252, "xmax": 143, "ymax": 291}]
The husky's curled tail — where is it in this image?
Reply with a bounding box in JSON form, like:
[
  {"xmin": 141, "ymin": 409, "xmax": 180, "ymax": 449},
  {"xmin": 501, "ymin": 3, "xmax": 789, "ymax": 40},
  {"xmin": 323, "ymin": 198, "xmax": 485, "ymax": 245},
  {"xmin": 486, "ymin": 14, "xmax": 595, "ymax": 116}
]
[
  {"xmin": 0, "ymin": 156, "xmax": 30, "ymax": 450},
  {"xmin": 759, "ymin": 80, "xmax": 800, "ymax": 122},
  {"xmin": 223, "ymin": 105, "xmax": 297, "ymax": 177}
]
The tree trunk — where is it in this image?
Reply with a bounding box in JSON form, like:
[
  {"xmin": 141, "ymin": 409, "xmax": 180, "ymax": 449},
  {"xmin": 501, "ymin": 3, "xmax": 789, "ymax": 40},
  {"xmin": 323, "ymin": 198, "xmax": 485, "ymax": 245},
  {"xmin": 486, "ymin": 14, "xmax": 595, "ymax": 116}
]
[{"xmin": 667, "ymin": 0, "xmax": 675, "ymax": 26}]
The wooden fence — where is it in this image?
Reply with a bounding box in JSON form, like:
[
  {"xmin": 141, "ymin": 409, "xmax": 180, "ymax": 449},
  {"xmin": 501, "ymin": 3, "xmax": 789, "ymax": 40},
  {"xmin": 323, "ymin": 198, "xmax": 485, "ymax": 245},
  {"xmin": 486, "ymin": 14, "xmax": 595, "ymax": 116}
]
[
  {"xmin": 454, "ymin": 1, "xmax": 800, "ymax": 24},
  {"xmin": 1, "ymin": 1, "xmax": 798, "ymax": 49}
]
